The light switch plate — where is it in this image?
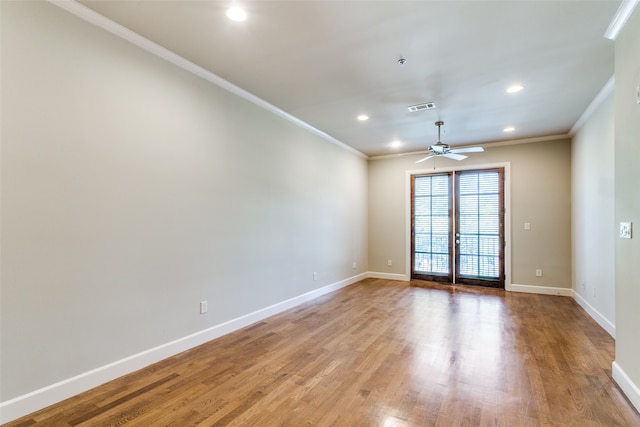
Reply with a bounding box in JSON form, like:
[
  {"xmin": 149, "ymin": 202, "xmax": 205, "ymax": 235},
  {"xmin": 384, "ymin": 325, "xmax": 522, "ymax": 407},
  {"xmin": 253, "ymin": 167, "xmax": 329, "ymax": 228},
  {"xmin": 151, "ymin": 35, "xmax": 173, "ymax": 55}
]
[{"xmin": 620, "ymin": 222, "xmax": 632, "ymax": 239}]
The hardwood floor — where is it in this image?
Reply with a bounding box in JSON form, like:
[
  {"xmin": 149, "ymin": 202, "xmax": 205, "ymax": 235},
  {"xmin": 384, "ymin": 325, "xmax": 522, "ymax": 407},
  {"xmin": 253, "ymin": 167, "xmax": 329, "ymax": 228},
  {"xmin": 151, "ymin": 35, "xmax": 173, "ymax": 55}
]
[{"xmin": 5, "ymin": 279, "xmax": 640, "ymax": 426}]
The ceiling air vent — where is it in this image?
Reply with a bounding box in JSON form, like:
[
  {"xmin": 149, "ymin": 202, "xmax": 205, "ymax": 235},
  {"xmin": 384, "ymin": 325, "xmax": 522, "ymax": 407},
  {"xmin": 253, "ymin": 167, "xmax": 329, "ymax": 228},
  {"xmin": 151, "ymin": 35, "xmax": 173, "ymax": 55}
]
[{"xmin": 407, "ymin": 102, "xmax": 436, "ymax": 112}]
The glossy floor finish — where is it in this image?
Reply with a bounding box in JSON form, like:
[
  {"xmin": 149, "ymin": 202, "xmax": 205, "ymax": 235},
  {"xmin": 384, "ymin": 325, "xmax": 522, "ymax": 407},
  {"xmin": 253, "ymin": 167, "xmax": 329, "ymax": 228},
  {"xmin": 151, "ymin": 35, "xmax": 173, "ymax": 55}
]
[{"xmin": 5, "ymin": 279, "xmax": 639, "ymax": 426}]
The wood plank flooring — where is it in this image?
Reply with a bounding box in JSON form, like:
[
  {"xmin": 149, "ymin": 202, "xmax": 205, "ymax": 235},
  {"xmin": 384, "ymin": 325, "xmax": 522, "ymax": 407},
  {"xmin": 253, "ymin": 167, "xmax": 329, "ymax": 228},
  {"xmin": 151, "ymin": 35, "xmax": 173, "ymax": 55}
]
[{"xmin": 5, "ymin": 278, "xmax": 640, "ymax": 426}]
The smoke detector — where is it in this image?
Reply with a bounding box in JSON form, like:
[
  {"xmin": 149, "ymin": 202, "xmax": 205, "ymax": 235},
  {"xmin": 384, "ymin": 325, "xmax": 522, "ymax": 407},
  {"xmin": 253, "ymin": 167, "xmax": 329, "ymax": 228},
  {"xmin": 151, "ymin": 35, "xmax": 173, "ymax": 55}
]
[{"xmin": 407, "ymin": 102, "xmax": 436, "ymax": 112}]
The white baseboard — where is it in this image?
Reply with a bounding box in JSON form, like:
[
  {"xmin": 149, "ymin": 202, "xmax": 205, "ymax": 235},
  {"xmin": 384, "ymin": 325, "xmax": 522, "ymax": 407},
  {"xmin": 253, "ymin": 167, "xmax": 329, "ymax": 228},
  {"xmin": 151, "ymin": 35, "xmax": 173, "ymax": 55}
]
[
  {"xmin": 0, "ymin": 273, "xmax": 366, "ymax": 424},
  {"xmin": 367, "ymin": 271, "xmax": 410, "ymax": 281},
  {"xmin": 507, "ymin": 285, "xmax": 618, "ymax": 337},
  {"xmin": 507, "ymin": 283, "xmax": 573, "ymax": 296},
  {"xmin": 612, "ymin": 361, "xmax": 640, "ymax": 413},
  {"xmin": 572, "ymin": 290, "xmax": 616, "ymax": 338}
]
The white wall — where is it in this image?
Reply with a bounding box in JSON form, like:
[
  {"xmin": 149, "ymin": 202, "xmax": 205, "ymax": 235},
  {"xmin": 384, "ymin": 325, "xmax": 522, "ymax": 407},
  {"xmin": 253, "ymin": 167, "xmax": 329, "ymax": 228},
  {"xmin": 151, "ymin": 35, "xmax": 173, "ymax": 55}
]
[
  {"xmin": 0, "ymin": 0, "xmax": 367, "ymax": 414},
  {"xmin": 612, "ymin": 4, "xmax": 640, "ymax": 413},
  {"xmin": 571, "ymin": 84, "xmax": 616, "ymax": 335}
]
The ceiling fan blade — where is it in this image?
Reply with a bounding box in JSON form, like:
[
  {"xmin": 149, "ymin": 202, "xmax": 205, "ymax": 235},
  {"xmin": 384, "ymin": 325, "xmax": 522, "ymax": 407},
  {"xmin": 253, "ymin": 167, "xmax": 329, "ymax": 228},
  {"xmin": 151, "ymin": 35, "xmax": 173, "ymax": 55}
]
[
  {"xmin": 450, "ymin": 146, "xmax": 484, "ymax": 154},
  {"xmin": 415, "ymin": 155, "xmax": 435, "ymax": 164},
  {"xmin": 443, "ymin": 153, "xmax": 467, "ymax": 161}
]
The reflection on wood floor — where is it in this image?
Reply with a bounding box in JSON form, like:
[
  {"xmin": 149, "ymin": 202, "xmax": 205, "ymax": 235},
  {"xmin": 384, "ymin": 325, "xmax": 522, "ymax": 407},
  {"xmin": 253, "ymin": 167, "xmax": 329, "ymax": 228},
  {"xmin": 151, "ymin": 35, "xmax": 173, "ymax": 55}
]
[{"xmin": 6, "ymin": 278, "xmax": 640, "ymax": 426}]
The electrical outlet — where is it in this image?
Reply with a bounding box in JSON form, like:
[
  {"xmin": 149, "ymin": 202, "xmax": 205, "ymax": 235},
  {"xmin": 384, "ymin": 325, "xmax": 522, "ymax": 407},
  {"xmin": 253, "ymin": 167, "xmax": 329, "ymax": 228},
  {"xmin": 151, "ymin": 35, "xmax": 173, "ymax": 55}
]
[
  {"xmin": 387, "ymin": 260, "xmax": 393, "ymax": 267},
  {"xmin": 313, "ymin": 272, "xmax": 317, "ymax": 281},
  {"xmin": 352, "ymin": 261, "xmax": 357, "ymax": 269},
  {"xmin": 200, "ymin": 301, "xmax": 208, "ymax": 314},
  {"xmin": 535, "ymin": 269, "xmax": 543, "ymax": 277},
  {"xmin": 524, "ymin": 222, "xmax": 531, "ymax": 230}
]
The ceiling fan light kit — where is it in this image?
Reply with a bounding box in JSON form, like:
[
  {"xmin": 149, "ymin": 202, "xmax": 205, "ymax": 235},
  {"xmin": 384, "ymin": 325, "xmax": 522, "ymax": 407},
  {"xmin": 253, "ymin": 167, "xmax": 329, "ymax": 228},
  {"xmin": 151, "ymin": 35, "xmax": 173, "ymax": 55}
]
[{"xmin": 415, "ymin": 121, "xmax": 484, "ymax": 164}]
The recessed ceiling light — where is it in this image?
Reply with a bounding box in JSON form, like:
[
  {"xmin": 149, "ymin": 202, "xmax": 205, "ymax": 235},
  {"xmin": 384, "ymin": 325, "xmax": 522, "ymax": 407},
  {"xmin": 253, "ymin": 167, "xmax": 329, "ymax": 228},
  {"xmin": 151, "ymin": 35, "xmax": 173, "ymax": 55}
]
[
  {"xmin": 503, "ymin": 126, "xmax": 516, "ymax": 132},
  {"xmin": 357, "ymin": 115, "xmax": 369, "ymax": 121},
  {"xmin": 226, "ymin": 5, "xmax": 247, "ymax": 22},
  {"xmin": 506, "ymin": 84, "xmax": 524, "ymax": 94},
  {"xmin": 390, "ymin": 140, "xmax": 404, "ymax": 148}
]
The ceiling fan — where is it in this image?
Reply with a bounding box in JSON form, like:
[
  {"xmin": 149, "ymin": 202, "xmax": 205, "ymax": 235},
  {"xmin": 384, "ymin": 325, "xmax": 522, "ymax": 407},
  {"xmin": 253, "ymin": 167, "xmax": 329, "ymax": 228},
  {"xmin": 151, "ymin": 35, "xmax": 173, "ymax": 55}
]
[{"xmin": 415, "ymin": 121, "xmax": 484, "ymax": 163}]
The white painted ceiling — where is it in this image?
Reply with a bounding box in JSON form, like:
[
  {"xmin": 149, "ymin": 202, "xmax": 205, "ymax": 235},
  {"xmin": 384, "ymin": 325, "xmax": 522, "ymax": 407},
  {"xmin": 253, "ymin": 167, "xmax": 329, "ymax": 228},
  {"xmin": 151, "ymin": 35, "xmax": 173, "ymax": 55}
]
[{"xmin": 78, "ymin": 0, "xmax": 619, "ymax": 157}]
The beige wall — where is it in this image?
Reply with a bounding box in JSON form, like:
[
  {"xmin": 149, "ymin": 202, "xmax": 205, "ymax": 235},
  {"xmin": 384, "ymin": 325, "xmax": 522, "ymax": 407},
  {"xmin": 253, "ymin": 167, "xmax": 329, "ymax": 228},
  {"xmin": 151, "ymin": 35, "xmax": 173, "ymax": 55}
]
[
  {"xmin": 571, "ymin": 88, "xmax": 615, "ymax": 332},
  {"xmin": 613, "ymin": 5, "xmax": 640, "ymax": 408},
  {"xmin": 0, "ymin": 1, "xmax": 368, "ymax": 401},
  {"xmin": 369, "ymin": 138, "xmax": 572, "ymax": 289}
]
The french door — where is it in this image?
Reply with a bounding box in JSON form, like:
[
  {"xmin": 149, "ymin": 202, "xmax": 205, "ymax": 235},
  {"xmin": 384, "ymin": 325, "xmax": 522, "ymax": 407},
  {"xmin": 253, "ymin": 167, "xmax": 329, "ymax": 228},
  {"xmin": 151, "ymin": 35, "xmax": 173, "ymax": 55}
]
[{"xmin": 411, "ymin": 168, "xmax": 505, "ymax": 288}]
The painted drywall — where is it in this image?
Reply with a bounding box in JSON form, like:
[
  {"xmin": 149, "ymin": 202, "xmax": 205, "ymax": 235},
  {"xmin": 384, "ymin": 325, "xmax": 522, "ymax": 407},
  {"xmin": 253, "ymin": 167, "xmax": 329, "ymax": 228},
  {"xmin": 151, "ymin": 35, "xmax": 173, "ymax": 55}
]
[
  {"xmin": 0, "ymin": 0, "xmax": 367, "ymax": 401},
  {"xmin": 369, "ymin": 138, "xmax": 572, "ymax": 288},
  {"xmin": 613, "ymin": 4, "xmax": 640, "ymax": 406},
  {"xmin": 571, "ymin": 88, "xmax": 615, "ymax": 332}
]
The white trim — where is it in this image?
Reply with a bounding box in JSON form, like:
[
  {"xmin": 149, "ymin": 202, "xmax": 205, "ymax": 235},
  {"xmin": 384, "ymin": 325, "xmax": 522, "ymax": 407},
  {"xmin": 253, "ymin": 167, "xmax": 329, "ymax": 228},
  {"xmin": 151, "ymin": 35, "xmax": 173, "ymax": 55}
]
[
  {"xmin": 571, "ymin": 290, "xmax": 616, "ymax": 338},
  {"xmin": 47, "ymin": 0, "xmax": 367, "ymax": 160},
  {"xmin": 604, "ymin": 0, "xmax": 640, "ymax": 40},
  {"xmin": 0, "ymin": 273, "xmax": 366, "ymax": 424},
  {"xmin": 405, "ymin": 162, "xmax": 512, "ymax": 288},
  {"xmin": 367, "ymin": 271, "xmax": 410, "ymax": 281},
  {"xmin": 369, "ymin": 134, "xmax": 569, "ymax": 161},
  {"xmin": 2, "ymin": 271, "xmax": 628, "ymax": 423},
  {"xmin": 570, "ymin": 76, "xmax": 615, "ymax": 135},
  {"xmin": 507, "ymin": 283, "xmax": 573, "ymax": 296},
  {"xmin": 372, "ymin": 274, "xmax": 617, "ymax": 341},
  {"xmin": 612, "ymin": 361, "xmax": 640, "ymax": 413}
]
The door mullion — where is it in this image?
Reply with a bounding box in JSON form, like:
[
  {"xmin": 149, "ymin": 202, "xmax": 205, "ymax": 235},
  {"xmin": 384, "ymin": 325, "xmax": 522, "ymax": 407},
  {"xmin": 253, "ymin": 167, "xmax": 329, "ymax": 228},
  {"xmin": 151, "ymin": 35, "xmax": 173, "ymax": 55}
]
[{"xmin": 451, "ymin": 172, "xmax": 457, "ymax": 284}]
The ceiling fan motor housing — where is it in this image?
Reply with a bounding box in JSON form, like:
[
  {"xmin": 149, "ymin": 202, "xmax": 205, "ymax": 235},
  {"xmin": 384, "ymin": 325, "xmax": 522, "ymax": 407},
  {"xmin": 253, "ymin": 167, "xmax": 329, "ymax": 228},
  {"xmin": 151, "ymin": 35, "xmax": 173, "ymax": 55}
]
[{"xmin": 431, "ymin": 142, "xmax": 449, "ymax": 153}]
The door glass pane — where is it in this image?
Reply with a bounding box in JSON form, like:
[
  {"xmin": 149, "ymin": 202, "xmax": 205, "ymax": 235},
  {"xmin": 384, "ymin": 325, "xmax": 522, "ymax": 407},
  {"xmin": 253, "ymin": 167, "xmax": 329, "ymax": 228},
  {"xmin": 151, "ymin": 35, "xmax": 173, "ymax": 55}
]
[
  {"xmin": 457, "ymin": 171, "xmax": 501, "ymax": 279},
  {"xmin": 414, "ymin": 174, "xmax": 450, "ymax": 276}
]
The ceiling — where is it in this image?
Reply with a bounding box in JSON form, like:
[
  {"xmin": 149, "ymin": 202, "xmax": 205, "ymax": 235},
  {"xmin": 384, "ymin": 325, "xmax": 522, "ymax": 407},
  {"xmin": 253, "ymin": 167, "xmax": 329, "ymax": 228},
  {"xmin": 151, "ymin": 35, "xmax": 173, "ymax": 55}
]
[{"xmin": 77, "ymin": 0, "xmax": 620, "ymax": 157}]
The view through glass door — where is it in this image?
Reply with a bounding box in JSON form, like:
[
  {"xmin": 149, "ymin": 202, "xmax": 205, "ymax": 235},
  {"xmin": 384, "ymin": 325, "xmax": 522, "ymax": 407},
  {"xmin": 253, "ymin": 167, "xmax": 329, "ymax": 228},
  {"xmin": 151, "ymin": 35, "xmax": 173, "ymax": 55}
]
[{"xmin": 411, "ymin": 168, "xmax": 505, "ymax": 288}]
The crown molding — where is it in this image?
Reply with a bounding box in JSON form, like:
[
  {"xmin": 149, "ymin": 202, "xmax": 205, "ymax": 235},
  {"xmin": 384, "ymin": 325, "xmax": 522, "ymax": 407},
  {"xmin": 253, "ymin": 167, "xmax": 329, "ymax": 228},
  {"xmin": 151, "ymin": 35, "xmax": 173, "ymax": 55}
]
[
  {"xmin": 570, "ymin": 75, "xmax": 615, "ymax": 135},
  {"xmin": 369, "ymin": 134, "xmax": 570, "ymax": 161},
  {"xmin": 47, "ymin": 0, "xmax": 367, "ymax": 160},
  {"xmin": 605, "ymin": 0, "xmax": 640, "ymax": 40}
]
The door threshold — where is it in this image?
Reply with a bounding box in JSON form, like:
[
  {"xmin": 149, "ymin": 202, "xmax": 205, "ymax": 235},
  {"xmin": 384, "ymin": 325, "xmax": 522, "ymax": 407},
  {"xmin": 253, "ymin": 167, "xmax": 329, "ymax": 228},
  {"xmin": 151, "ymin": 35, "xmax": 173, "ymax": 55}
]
[{"xmin": 411, "ymin": 280, "xmax": 506, "ymax": 295}]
